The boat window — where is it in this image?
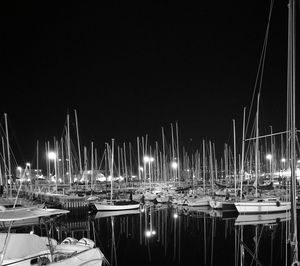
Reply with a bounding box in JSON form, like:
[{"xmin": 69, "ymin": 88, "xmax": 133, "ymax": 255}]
[{"xmin": 30, "ymin": 258, "xmax": 38, "ymax": 265}]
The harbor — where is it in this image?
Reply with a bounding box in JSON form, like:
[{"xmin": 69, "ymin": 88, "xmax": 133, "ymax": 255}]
[{"xmin": 1, "ymin": 0, "xmax": 300, "ymax": 265}]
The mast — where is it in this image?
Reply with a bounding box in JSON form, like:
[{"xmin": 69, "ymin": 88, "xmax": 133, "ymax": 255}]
[
  {"xmin": 2, "ymin": 137, "xmax": 7, "ymax": 193},
  {"xmin": 240, "ymin": 107, "xmax": 246, "ymax": 199},
  {"xmin": 288, "ymin": 0, "xmax": 297, "ymax": 260},
  {"xmin": 170, "ymin": 123, "xmax": 176, "ymax": 182},
  {"xmin": 4, "ymin": 114, "xmax": 12, "ymax": 198},
  {"xmin": 202, "ymin": 140, "xmax": 206, "ymax": 193},
  {"xmin": 91, "ymin": 141, "xmax": 94, "ymax": 190},
  {"xmin": 110, "ymin": 139, "xmax": 115, "ymax": 202},
  {"xmin": 209, "ymin": 141, "xmax": 214, "ymax": 193},
  {"xmin": 176, "ymin": 122, "xmax": 180, "ymax": 186},
  {"xmin": 137, "ymin": 137, "xmax": 141, "ymax": 182},
  {"xmin": 67, "ymin": 114, "xmax": 72, "ymax": 188},
  {"xmin": 36, "ymin": 140, "xmax": 39, "ymax": 178},
  {"xmin": 162, "ymin": 127, "xmax": 166, "ymax": 183},
  {"xmin": 233, "ymin": 119, "xmax": 237, "ymax": 198},
  {"xmin": 255, "ymin": 93, "xmax": 260, "ymax": 198},
  {"xmin": 74, "ymin": 110, "xmax": 83, "ymax": 176}
]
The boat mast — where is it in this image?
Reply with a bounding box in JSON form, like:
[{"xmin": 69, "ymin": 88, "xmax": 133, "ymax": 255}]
[
  {"xmin": 74, "ymin": 110, "xmax": 83, "ymax": 177},
  {"xmin": 67, "ymin": 114, "xmax": 72, "ymax": 188},
  {"xmin": 110, "ymin": 139, "xmax": 115, "ymax": 202},
  {"xmin": 162, "ymin": 127, "xmax": 166, "ymax": 183},
  {"xmin": 233, "ymin": 119, "xmax": 237, "ymax": 198},
  {"xmin": 2, "ymin": 137, "xmax": 7, "ymax": 193},
  {"xmin": 288, "ymin": 0, "xmax": 297, "ymax": 260},
  {"xmin": 202, "ymin": 139, "xmax": 206, "ymax": 193},
  {"xmin": 176, "ymin": 122, "xmax": 180, "ymax": 186},
  {"xmin": 137, "ymin": 137, "xmax": 141, "ymax": 182},
  {"xmin": 240, "ymin": 107, "xmax": 246, "ymax": 199},
  {"xmin": 36, "ymin": 140, "xmax": 39, "ymax": 179},
  {"xmin": 91, "ymin": 141, "xmax": 94, "ymax": 191},
  {"xmin": 4, "ymin": 114, "xmax": 12, "ymax": 198},
  {"xmin": 255, "ymin": 93, "xmax": 260, "ymax": 198}
]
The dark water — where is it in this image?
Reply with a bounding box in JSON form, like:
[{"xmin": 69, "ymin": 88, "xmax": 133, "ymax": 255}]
[{"xmin": 11, "ymin": 204, "xmax": 296, "ymax": 266}]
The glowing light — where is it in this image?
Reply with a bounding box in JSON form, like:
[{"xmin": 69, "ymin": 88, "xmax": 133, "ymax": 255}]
[
  {"xmin": 48, "ymin": 152, "xmax": 57, "ymax": 160},
  {"xmin": 281, "ymin": 158, "xmax": 286, "ymax": 163},
  {"xmin": 143, "ymin": 156, "xmax": 154, "ymax": 163},
  {"xmin": 266, "ymin": 154, "xmax": 272, "ymax": 160},
  {"xmin": 171, "ymin": 161, "xmax": 178, "ymax": 169},
  {"xmin": 145, "ymin": 230, "xmax": 151, "ymax": 237},
  {"xmin": 173, "ymin": 213, "xmax": 178, "ymax": 219}
]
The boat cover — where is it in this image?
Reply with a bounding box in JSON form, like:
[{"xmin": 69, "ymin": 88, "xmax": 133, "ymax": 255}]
[
  {"xmin": 0, "ymin": 207, "xmax": 69, "ymax": 221},
  {"xmin": 0, "ymin": 233, "xmax": 49, "ymax": 260}
]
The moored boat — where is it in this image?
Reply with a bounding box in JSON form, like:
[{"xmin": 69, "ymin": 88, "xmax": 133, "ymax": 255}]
[
  {"xmin": 0, "ymin": 207, "xmax": 107, "ymax": 266},
  {"xmin": 234, "ymin": 197, "xmax": 291, "ymax": 214}
]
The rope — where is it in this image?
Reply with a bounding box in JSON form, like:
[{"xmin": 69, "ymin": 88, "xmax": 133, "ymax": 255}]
[{"xmin": 245, "ymin": 0, "xmax": 275, "ymax": 142}]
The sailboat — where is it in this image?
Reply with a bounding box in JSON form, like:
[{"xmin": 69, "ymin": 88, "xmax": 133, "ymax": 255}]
[
  {"xmin": 91, "ymin": 140, "xmax": 141, "ymax": 212},
  {"xmin": 234, "ymin": 0, "xmax": 293, "ymax": 215}
]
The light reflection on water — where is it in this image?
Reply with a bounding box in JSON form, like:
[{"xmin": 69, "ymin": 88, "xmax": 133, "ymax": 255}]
[{"xmin": 7, "ymin": 204, "xmax": 296, "ymax": 266}]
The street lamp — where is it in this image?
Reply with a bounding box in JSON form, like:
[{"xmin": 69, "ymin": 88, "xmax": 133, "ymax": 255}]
[
  {"xmin": 143, "ymin": 156, "xmax": 154, "ymax": 163},
  {"xmin": 171, "ymin": 161, "xmax": 178, "ymax": 182},
  {"xmin": 143, "ymin": 156, "xmax": 154, "ymax": 188},
  {"xmin": 171, "ymin": 161, "xmax": 178, "ymax": 169},
  {"xmin": 48, "ymin": 151, "xmax": 57, "ymax": 192},
  {"xmin": 17, "ymin": 166, "xmax": 22, "ymax": 179},
  {"xmin": 26, "ymin": 163, "xmax": 31, "ymax": 176},
  {"xmin": 266, "ymin": 154, "xmax": 272, "ymax": 176}
]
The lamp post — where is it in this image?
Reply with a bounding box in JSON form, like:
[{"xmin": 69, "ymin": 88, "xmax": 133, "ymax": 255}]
[
  {"xmin": 171, "ymin": 161, "xmax": 178, "ymax": 183},
  {"xmin": 143, "ymin": 156, "xmax": 154, "ymax": 189},
  {"xmin": 26, "ymin": 163, "xmax": 31, "ymax": 192},
  {"xmin": 266, "ymin": 154, "xmax": 272, "ymax": 180},
  {"xmin": 17, "ymin": 166, "xmax": 22, "ymax": 179},
  {"xmin": 48, "ymin": 151, "xmax": 57, "ymax": 192}
]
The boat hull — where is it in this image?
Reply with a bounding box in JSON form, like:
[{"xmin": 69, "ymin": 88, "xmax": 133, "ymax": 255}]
[
  {"xmin": 93, "ymin": 202, "xmax": 140, "ymax": 211},
  {"xmin": 234, "ymin": 201, "xmax": 291, "ymax": 214}
]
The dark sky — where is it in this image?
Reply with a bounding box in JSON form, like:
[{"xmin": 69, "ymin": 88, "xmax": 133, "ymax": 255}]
[{"xmin": 0, "ymin": 0, "xmax": 296, "ymax": 164}]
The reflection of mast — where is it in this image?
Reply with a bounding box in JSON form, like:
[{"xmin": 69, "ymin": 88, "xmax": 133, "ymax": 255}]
[
  {"xmin": 204, "ymin": 211, "xmax": 207, "ymax": 265},
  {"xmin": 235, "ymin": 225, "xmax": 245, "ymax": 266},
  {"xmin": 111, "ymin": 216, "xmax": 118, "ymax": 266},
  {"xmin": 210, "ymin": 216, "xmax": 215, "ymax": 266}
]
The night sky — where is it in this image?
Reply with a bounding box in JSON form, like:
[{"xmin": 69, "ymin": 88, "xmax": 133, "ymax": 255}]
[{"xmin": 0, "ymin": 0, "xmax": 297, "ymax": 164}]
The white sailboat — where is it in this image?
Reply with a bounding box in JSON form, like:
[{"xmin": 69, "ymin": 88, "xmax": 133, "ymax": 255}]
[
  {"xmin": 0, "ymin": 207, "xmax": 106, "ymax": 266},
  {"xmin": 234, "ymin": 197, "xmax": 291, "ymax": 214},
  {"xmin": 234, "ymin": 1, "xmax": 292, "ymax": 215},
  {"xmin": 92, "ymin": 140, "xmax": 141, "ymax": 212}
]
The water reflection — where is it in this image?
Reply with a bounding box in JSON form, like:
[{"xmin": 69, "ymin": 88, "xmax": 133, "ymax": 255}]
[
  {"xmin": 2, "ymin": 205, "xmax": 296, "ymax": 265},
  {"xmin": 234, "ymin": 211, "xmax": 291, "ymax": 266}
]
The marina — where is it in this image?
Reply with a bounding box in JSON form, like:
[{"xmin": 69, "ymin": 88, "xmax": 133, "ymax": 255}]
[{"xmin": 1, "ymin": 0, "xmax": 300, "ymax": 265}]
